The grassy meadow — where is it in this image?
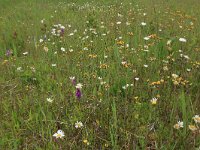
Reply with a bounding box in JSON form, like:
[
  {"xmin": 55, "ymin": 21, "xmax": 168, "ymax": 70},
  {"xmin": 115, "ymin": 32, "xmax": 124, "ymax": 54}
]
[{"xmin": 0, "ymin": 0, "xmax": 200, "ymax": 149}]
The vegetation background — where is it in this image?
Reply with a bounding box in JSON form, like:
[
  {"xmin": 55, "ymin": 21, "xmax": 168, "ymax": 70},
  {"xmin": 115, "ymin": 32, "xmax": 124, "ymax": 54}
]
[{"xmin": 0, "ymin": 0, "xmax": 200, "ymax": 149}]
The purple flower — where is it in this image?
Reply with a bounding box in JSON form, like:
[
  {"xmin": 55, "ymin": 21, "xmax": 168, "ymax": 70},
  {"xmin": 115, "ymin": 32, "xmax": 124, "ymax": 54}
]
[
  {"xmin": 5, "ymin": 49, "xmax": 12, "ymax": 57},
  {"xmin": 76, "ymin": 88, "xmax": 82, "ymax": 99},
  {"xmin": 72, "ymin": 79, "xmax": 76, "ymax": 85},
  {"xmin": 61, "ymin": 29, "xmax": 65, "ymax": 36},
  {"xmin": 69, "ymin": 77, "xmax": 76, "ymax": 85}
]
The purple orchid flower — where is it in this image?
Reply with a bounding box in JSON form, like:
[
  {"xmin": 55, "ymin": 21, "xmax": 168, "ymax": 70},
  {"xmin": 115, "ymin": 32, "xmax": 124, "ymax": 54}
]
[{"xmin": 76, "ymin": 88, "xmax": 82, "ymax": 99}]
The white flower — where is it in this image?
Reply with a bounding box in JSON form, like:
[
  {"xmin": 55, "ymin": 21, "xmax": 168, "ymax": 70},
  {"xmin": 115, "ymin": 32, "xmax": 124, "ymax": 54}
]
[
  {"xmin": 121, "ymin": 61, "xmax": 127, "ymax": 65},
  {"xmin": 75, "ymin": 121, "xmax": 83, "ymax": 128},
  {"xmin": 163, "ymin": 66, "xmax": 168, "ymax": 71},
  {"xmin": 135, "ymin": 77, "xmax": 139, "ymax": 81},
  {"xmin": 172, "ymin": 74, "xmax": 178, "ymax": 79},
  {"xmin": 52, "ymin": 64, "xmax": 57, "ymax": 67},
  {"xmin": 167, "ymin": 40, "xmax": 172, "ymax": 45},
  {"xmin": 98, "ymin": 77, "xmax": 102, "ymax": 80},
  {"xmin": 69, "ymin": 33, "xmax": 74, "ymax": 36},
  {"xmin": 17, "ymin": 67, "xmax": 22, "ymax": 71},
  {"xmin": 61, "ymin": 47, "xmax": 65, "ymax": 52},
  {"xmin": 150, "ymin": 97, "xmax": 158, "ymax": 105},
  {"xmin": 69, "ymin": 76, "xmax": 75, "ymax": 80},
  {"xmin": 23, "ymin": 52, "xmax": 28, "ymax": 55},
  {"xmin": 186, "ymin": 68, "xmax": 191, "ymax": 72},
  {"xmin": 76, "ymin": 83, "xmax": 83, "ymax": 89},
  {"xmin": 69, "ymin": 49, "xmax": 73, "ymax": 52},
  {"xmin": 144, "ymin": 36, "xmax": 150, "ymax": 41},
  {"xmin": 60, "ymin": 26, "xmax": 65, "ymax": 29},
  {"xmin": 179, "ymin": 38, "xmax": 187, "ymax": 43},
  {"xmin": 39, "ymin": 39, "xmax": 44, "ymax": 43},
  {"xmin": 141, "ymin": 22, "xmax": 146, "ymax": 26},
  {"xmin": 183, "ymin": 55, "xmax": 190, "ymax": 60},
  {"xmin": 126, "ymin": 22, "xmax": 130, "ymax": 26},
  {"xmin": 144, "ymin": 64, "xmax": 148, "ymax": 68},
  {"xmin": 83, "ymin": 47, "xmax": 88, "ymax": 51},
  {"xmin": 177, "ymin": 121, "xmax": 184, "ymax": 128},
  {"xmin": 116, "ymin": 21, "xmax": 121, "ymax": 25},
  {"xmin": 193, "ymin": 115, "xmax": 200, "ymax": 123},
  {"xmin": 122, "ymin": 86, "xmax": 127, "ymax": 90},
  {"xmin": 100, "ymin": 81, "xmax": 106, "ymax": 85},
  {"xmin": 174, "ymin": 121, "xmax": 184, "ymax": 129},
  {"xmin": 53, "ymin": 130, "xmax": 65, "ymax": 139},
  {"xmin": 47, "ymin": 98, "xmax": 53, "ymax": 103},
  {"xmin": 41, "ymin": 19, "xmax": 45, "ymax": 24}
]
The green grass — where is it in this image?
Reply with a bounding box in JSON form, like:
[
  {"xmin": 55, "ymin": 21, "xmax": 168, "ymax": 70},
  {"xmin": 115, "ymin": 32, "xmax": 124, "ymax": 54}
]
[{"xmin": 0, "ymin": 0, "xmax": 200, "ymax": 149}]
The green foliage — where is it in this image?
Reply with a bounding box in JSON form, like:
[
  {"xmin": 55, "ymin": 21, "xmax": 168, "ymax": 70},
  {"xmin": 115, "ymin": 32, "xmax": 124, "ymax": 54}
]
[{"xmin": 0, "ymin": 0, "xmax": 200, "ymax": 149}]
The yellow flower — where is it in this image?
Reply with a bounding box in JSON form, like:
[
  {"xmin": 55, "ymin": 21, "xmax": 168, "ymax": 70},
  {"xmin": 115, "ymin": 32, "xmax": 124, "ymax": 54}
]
[
  {"xmin": 83, "ymin": 139, "xmax": 90, "ymax": 145},
  {"xmin": 188, "ymin": 125, "xmax": 198, "ymax": 131},
  {"xmin": 2, "ymin": 60, "xmax": 8, "ymax": 65}
]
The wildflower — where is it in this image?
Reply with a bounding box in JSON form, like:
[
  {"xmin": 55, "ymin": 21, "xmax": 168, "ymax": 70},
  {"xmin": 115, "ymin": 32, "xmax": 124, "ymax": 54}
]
[
  {"xmin": 76, "ymin": 88, "xmax": 82, "ymax": 99},
  {"xmin": 186, "ymin": 68, "xmax": 191, "ymax": 72},
  {"xmin": 167, "ymin": 40, "xmax": 172, "ymax": 46},
  {"xmin": 126, "ymin": 22, "xmax": 130, "ymax": 26},
  {"xmin": 43, "ymin": 46, "xmax": 48, "ymax": 52},
  {"xmin": 100, "ymin": 81, "xmax": 106, "ymax": 85},
  {"xmin": 105, "ymin": 143, "xmax": 109, "ymax": 147},
  {"xmin": 47, "ymin": 98, "xmax": 53, "ymax": 103},
  {"xmin": 75, "ymin": 121, "xmax": 83, "ymax": 128},
  {"xmin": 188, "ymin": 125, "xmax": 198, "ymax": 131},
  {"xmin": 53, "ymin": 130, "xmax": 65, "ymax": 139},
  {"xmin": 69, "ymin": 48, "xmax": 73, "ymax": 52},
  {"xmin": 83, "ymin": 47, "xmax": 88, "ymax": 51},
  {"xmin": 39, "ymin": 39, "xmax": 44, "ymax": 43},
  {"xmin": 173, "ymin": 121, "xmax": 184, "ymax": 129},
  {"xmin": 144, "ymin": 64, "xmax": 148, "ymax": 68},
  {"xmin": 121, "ymin": 61, "xmax": 127, "ymax": 65},
  {"xmin": 83, "ymin": 139, "xmax": 90, "ymax": 145},
  {"xmin": 23, "ymin": 52, "xmax": 28, "ymax": 55},
  {"xmin": 144, "ymin": 36, "xmax": 150, "ymax": 41},
  {"xmin": 179, "ymin": 38, "xmax": 187, "ymax": 42},
  {"xmin": 41, "ymin": 19, "xmax": 45, "ymax": 24},
  {"xmin": 5, "ymin": 49, "xmax": 13, "ymax": 57},
  {"xmin": 141, "ymin": 22, "xmax": 147, "ymax": 26},
  {"xmin": 150, "ymin": 97, "xmax": 158, "ymax": 105},
  {"xmin": 116, "ymin": 21, "xmax": 121, "ymax": 25},
  {"xmin": 193, "ymin": 115, "xmax": 200, "ymax": 123},
  {"xmin": 76, "ymin": 83, "xmax": 83, "ymax": 89},
  {"xmin": 17, "ymin": 67, "xmax": 22, "ymax": 72},
  {"xmin": 69, "ymin": 76, "xmax": 76, "ymax": 85},
  {"xmin": 51, "ymin": 64, "xmax": 57, "ymax": 67},
  {"xmin": 172, "ymin": 74, "xmax": 179, "ymax": 79},
  {"xmin": 61, "ymin": 47, "xmax": 65, "ymax": 52},
  {"xmin": 163, "ymin": 66, "xmax": 169, "ymax": 71},
  {"xmin": 135, "ymin": 77, "xmax": 139, "ymax": 81},
  {"xmin": 122, "ymin": 86, "xmax": 127, "ymax": 90}
]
